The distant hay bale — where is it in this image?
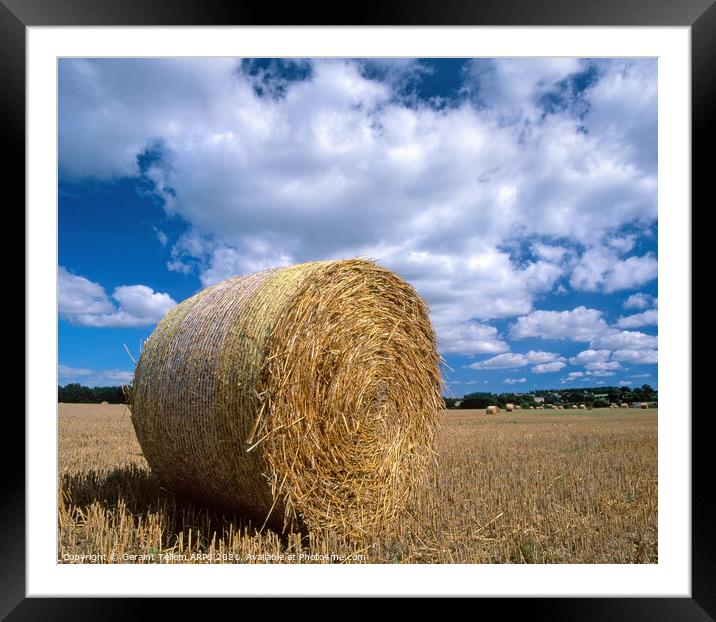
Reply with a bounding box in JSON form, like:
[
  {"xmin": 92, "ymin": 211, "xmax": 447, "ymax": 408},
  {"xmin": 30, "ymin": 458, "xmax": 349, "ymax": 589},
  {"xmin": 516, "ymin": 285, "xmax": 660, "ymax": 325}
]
[
  {"xmin": 486, "ymin": 405, "xmax": 500, "ymax": 415},
  {"xmin": 640, "ymin": 402, "xmax": 649, "ymax": 409},
  {"xmin": 579, "ymin": 404, "xmax": 586, "ymax": 409},
  {"xmin": 130, "ymin": 259, "xmax": 442, "ymax": 535},
  {"xmin": 621, "ymin": 403, "xmax": 629, "ymax": 408},
  {"xmin": 571, "ymin": 404, "xmax": 578, "ymax": 409},
  {"xmin": 514, "ymin": 405, "xmax": 522, "ymax": 410},
  {"xmin": 100, "ymin": 401, "xmax": 109, "ymax": 405},
  {"xmin": 558, "ymin": 405, "xmax": 564, "ymax": 409},
  {"xmin": 505, "ymin": 403, "xmax": 515, "ymax": 412},
  {"xmin": 529, "ymin": 406, "xmax": 535, "ymax": 410}
]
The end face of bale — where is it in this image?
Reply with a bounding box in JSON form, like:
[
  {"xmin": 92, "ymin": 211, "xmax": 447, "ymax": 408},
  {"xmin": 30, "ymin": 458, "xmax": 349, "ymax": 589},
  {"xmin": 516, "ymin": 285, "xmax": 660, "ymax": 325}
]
[{"xmin": 258, "ymin": 260, "xmax": 442, "ymax": 534}]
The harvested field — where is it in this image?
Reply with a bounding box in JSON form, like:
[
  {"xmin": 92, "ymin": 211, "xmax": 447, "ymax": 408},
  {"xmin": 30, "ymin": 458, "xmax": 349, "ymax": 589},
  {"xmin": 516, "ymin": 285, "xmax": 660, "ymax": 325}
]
[{"xmin": 58, "ymin": 404, "xmax": 657, "ymax": 564}]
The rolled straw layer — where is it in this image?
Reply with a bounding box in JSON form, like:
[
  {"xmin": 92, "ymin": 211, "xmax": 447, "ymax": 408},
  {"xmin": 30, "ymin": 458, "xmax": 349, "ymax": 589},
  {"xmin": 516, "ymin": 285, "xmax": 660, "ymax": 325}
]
[{"xmin": 130, "ymin": 259, "xmax": 442, "ymax": 534}]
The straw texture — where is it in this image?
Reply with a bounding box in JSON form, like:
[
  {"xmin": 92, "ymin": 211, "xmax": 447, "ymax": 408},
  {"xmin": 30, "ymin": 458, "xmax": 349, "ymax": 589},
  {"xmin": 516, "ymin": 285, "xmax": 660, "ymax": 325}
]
[{"xmin": 130, "ymin": 259, "xmax": 442, "ymax": 534}]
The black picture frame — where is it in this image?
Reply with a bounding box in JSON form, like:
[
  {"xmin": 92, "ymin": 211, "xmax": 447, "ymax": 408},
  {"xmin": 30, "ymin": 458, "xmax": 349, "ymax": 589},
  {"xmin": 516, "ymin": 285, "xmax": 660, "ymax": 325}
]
[{"xmin": 5, "ymin": 0, "xmax": 707, "ymax": 618}]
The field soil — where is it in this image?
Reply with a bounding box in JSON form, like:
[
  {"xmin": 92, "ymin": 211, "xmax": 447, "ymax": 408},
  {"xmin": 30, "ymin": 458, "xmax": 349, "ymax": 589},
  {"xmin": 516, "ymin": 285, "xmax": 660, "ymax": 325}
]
[{"xmin": 58, "ymin": 403, "xmax": 657, "ymax": 563}]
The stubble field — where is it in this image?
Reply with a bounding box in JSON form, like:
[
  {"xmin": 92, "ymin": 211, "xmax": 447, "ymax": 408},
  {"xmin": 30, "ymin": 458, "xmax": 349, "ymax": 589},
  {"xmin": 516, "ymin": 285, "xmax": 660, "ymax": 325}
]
[{"xmin": 58, "ymin": 403, "xmax": 657, "ymax": 564}]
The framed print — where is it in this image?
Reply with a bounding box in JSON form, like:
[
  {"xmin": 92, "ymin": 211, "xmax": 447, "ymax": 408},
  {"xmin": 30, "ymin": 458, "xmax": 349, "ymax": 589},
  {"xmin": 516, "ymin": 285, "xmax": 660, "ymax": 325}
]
[{"xmin": 5, "ymin": 0, "xmax": 709, "ymax": 617}]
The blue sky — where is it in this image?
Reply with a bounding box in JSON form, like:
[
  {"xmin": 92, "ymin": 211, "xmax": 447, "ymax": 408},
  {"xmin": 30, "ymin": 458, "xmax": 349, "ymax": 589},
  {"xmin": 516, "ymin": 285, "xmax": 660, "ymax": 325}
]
[{"xmin": 58, "ymin": 58, "xmax": 658, "ymax": 394}]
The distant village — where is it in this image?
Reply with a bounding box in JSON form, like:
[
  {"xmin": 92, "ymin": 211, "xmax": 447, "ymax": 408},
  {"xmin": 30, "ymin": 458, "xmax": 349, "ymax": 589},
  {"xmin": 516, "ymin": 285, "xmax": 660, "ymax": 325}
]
[{"xmin": 444, "ymin": 384, "xmax": 657, "ymax": 410}]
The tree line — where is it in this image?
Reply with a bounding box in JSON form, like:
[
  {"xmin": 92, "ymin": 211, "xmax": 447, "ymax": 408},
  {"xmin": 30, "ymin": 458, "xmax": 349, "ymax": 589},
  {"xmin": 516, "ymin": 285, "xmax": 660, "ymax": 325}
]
[
  {"xmin": 59, "ymin": 382, "xmax": 656, "ymax": 409},
  {"xmin": 445, "ymin": 385, "xmax": 657, "ymax": 410},
  {"xmin": 58, "ymin": 383, "xmax": 127, "ymax": 404}
]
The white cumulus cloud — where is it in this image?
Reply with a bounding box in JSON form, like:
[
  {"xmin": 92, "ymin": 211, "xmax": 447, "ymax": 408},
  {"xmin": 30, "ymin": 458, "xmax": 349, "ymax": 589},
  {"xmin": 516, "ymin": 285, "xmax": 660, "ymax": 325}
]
[
  {"xmin": 58, "ymin": 364, "xmax": 134, "ymax": 387},
  {"xmin": 611, "ymin": 349, "xmax": 658, "ymax": 365},
  {"xmin": 616, "ymin": 309, "xmax": 658, "ymax": 328},
  {"xmin": 624, "ymin": 292, "xmax": 656, "ymax": 310},
  {"xmin": 590, "ymin": 330, "xmax": 657, "ymax": 351},
  {"xmin": 510, "ymin": 306, "xmax": 611, "ymax": 342},
  {"xmin": 58, "ymin": 57, "xmax": 658, "ymax": 356},
  {"xmin": 568, "ymin": 349, "xmax": 622, "ymax": 371},
  {"xmin": 468, "ymin": 350, "xmax": 563, "ymax": 370},
  {"xmin": 570, "ymin": 247, "xmax": 657, "ymax": 293},
  {"xmin": 59, "ymin": 267, "xmax": 176, "ymax": 327},
  {"xmin": 437, "ymin": 322, "xmax": 509, "ymax": 355},
  {"xmin": 569, "ymin": 349, "xmax": 611, "ymax": 366},
  {"xmin": 532, "ymin": 361, "xmax": 567, "ymax": 373}
]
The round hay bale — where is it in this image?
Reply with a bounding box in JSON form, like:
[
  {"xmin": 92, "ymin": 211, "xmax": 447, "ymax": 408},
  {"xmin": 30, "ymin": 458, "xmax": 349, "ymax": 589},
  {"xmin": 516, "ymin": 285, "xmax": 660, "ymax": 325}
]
[
  {"xmin": 130, "ymin": 259, "xmax": 442, "ymax": 535},
  {"xmin": 100, "ymin": 401, "xmax": 109, "ymax": 405},
  {"xmin": 486, "ymin": 405, "xmax": 499, "ymax": 415},
  {"xmin": 621, "ymin": 402, "xmax": 629, "ymax": 408},
  {"xmin": 505, "ymin": 403, "xmax": 515, "ymax": 412},
  {"xmin": 640, "ymin": 402, "xmax": 649, "ymax": 409}
]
